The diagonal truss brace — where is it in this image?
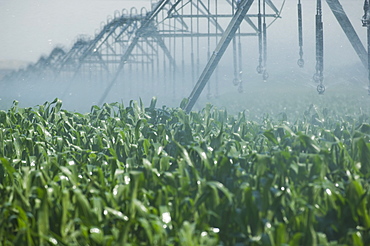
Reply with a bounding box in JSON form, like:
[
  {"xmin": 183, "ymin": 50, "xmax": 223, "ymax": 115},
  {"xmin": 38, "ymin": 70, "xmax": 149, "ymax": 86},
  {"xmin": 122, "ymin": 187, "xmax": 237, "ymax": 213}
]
[
  {"xmin": 326, "ymin": 0, "xmax": 367, "ymax": 68},
  {"xmin": 154, "ymin": 35, "xmax": 178, "ymax": 69},
  {"xmin": 98, "ymin": 0, "xmax": 170, "ymax": 105},
  {"xmin": 184, "ymin": 0, "xmax": 254, "ymax": 113}
]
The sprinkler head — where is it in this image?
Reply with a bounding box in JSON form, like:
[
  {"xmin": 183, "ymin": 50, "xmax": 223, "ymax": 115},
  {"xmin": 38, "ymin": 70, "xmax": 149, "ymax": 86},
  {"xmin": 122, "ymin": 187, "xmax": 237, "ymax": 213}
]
[
  {"xmin": 317, "ymin": 84, "xmax": 325, "ymax": 94},
  {"xmin": 313, "ymin": 73, "xmax": 322, "ymax": 83},
  {"xmin": 297, "ymin": 59, "xmax": 304, "ymax": 68}
]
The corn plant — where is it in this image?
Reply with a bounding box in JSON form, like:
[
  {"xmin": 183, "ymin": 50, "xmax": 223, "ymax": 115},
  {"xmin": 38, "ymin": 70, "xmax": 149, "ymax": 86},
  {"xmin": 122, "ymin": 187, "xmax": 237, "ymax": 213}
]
[{"xmin": 0, "ymin": 97, "xmax": 370, "ymax": 245}]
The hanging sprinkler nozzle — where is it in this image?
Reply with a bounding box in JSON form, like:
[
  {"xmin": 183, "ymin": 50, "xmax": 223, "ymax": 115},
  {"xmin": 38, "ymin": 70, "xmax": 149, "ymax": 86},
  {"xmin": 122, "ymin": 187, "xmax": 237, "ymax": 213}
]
[
  {"xmin": 313, "ymin": 73, "xmax": 322, "ymax": 83},
  {"xmin": 317, "ymin": 84, "xmax": 325, "ymax": 94},
  {"xmin": 297, "ymin": 0, "xmax": 304, "ymax": 68},
  {"xmin": 363, "ymin": 0, "xmax": 369, "ymax": 26},
  {"xmin": 297, "ymin": 59, "xmax": 304, "ymax": 68},
  {"xmin": 256, "ymin": 65, "xmax": 263, "ymax": 74}
]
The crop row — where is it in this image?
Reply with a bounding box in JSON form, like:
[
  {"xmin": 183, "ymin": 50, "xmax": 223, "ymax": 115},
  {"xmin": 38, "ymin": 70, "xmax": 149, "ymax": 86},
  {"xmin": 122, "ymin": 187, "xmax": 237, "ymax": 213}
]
[{"xmin": 0, "ymin": 98, "xmax": 370, "ymax": 245}]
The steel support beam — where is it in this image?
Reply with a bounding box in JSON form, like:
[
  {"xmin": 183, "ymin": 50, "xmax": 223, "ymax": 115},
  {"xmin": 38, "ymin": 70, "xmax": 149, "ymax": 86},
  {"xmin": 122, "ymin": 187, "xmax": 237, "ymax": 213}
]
[
  {"xmin": 184, "ymin": 0, "xmax": 254, "ymax": 113},
  {"xmin": 98, "ymin": 0, "xmax": 170, "ymax": 105},
  {"xmin": 363, "ymin": 0, "xmax": 370, "ymax": 94},
  {"xmin": 225, "ymin": 0, "xmax": 259, "ymax": 32},
  {"xmin": 326, "ymin": 0, "xmax": 367, "ymax": 68},
  {"xmin": 158, "ymin": 33, "xmax": 257, "ymax": 38},
  {"xmin": 154, "ymin": 35, "xmax": 178, "ymax": 69}
]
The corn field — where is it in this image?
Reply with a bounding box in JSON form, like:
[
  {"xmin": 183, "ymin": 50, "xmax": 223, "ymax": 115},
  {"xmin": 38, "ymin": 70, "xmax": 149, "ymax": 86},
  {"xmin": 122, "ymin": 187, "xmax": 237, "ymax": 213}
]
[{"xmin": 1, "ymin": 97, "xmax": 370, "ymax": 245}]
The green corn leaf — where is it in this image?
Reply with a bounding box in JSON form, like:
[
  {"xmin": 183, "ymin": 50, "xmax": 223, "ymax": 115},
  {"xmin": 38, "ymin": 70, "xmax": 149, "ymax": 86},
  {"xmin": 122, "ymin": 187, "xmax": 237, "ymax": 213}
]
[
  {"xmin": 174, "ymin": 141, "xmax": 193, "ymax": 167},
  {"xmin": 104, "ymin": 207, "xmax": 129, "ymax": 221},
  {"xmin": 37, "ymin": 190, "xmax": 50, "ymax": 245},
  {"xmin": 264, "ymin": 129, "xmax": 279, "ymax": 145},
  {"xmin": 275, "ymin": 223, "xmax": 287, "ymax": 245},
  {"xmin": 73, "ymin": 188, "xmax": 96, "ymax": 225},
  {"xmin": 1, "ymin": 157, "xmax": 15, "ymax": 177},
  {"xmin": 350, "ymin": 231, "xmax": 364, "ymax": 246}
]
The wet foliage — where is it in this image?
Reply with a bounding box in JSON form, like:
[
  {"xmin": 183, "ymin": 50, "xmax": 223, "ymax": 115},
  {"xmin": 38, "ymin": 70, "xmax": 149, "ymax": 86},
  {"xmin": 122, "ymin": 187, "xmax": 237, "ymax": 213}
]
[{"xmin": 0, "ymin": 97, "xmax": 370, "ymax": 245}]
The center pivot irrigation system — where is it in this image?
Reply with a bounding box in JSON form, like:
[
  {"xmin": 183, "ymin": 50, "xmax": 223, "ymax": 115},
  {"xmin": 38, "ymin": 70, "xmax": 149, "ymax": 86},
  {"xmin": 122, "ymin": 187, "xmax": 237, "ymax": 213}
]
[{"xmin": 2, "ymin": 0, "xmax": 370, "ymax": 112}]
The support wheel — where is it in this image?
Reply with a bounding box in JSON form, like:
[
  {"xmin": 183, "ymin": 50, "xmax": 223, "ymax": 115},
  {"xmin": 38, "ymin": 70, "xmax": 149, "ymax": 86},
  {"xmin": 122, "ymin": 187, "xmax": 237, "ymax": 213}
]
[
  {"xmin": 317, "ymin": 84, "xmax": 325, "ymax": 94},
  {"xmin": 233, "ymin": 78, "xmax": 240, "ymax": 86},
  {"xmin": 263, "ymin": 71, "xmax": 269, "ymax": 81}
]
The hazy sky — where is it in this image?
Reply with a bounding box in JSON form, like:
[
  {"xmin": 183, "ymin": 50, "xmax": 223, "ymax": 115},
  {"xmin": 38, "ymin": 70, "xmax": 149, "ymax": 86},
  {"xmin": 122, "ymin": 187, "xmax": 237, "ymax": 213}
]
[
  {"xmin": 0, "ymin": 0, "xmax": 151, "ymax": 63},
  {"xmin": 0, "ymin": 0, "xmax": 367, "ymax": 68}
]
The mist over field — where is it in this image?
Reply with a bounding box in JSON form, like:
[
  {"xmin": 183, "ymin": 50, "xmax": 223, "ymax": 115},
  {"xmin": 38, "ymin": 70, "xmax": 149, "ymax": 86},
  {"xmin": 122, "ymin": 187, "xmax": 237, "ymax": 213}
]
[
  {"xmin": 0, "ymin": 0, "xmax": 368, "ymax": 115},
  {"xmin": 2, "ymin": 1, "xmax": 370, "ymax": 245}
]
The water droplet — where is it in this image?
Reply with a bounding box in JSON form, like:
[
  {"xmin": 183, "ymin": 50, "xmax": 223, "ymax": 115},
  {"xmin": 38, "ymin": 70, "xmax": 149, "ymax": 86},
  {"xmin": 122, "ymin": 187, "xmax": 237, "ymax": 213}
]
[
  {"xmin": 211, "ymin": 227, "xmax": 220, "ymax": 233},
  {"xmin": 49, "ymin": 237, "xmax": 58, "ymax": 245},
  {"xmin": 90, "ymin": 228, "xmax": 101, "ymax": 234},
  {"xmin": 60, "ymin": 175, "xmax": 69, "ymax": 181},
  {"xmin": 161, "ymin": 212, "xmax": 171, "ymax": 224},
  {"xmin": 113, "ymin": 185, "xmax": 118, "ymax": 196},
  {"xmin": 325, "ymin": 188, "xmax": 332, "ymax": 196}
]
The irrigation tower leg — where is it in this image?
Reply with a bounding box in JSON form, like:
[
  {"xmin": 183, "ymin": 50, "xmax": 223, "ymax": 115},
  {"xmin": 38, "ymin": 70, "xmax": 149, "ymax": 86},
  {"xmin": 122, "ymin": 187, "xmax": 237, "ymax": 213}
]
[{"xmin": 362, "ymin": 0, "xmax": 370, "ymax": 94}]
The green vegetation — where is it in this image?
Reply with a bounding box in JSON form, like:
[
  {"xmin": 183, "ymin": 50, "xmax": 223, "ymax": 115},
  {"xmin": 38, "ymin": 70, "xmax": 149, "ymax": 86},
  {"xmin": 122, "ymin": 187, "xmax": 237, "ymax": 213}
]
[{"xmin": 1, "ymin": 97, "xmax": 370, "ymax": 245}]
